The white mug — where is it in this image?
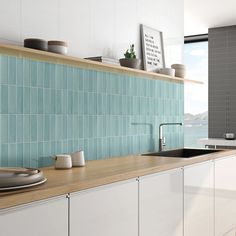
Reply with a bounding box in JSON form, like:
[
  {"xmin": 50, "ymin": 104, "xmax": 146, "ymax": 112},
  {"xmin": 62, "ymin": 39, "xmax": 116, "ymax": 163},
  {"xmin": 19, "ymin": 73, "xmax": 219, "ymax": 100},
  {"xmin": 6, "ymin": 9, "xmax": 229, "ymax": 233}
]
[
  {"xmin": 71, "ymin": 150, "xmax": 85, "ymax": 167},
  {"xmin": 223, "ymin": 133, "xmax": 235, "ymax": 140},
  {"xmin": 54, "ymin": 154, "xmax": 72, "ymax": 169}
]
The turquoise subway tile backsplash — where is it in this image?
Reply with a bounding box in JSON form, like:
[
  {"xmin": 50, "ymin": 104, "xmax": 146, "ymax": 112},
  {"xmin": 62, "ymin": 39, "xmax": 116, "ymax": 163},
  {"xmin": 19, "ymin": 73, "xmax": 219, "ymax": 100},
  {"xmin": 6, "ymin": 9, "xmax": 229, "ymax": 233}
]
[{"xmin": 0, "ymin": 54, "xmax": 184, "ymax": 167}]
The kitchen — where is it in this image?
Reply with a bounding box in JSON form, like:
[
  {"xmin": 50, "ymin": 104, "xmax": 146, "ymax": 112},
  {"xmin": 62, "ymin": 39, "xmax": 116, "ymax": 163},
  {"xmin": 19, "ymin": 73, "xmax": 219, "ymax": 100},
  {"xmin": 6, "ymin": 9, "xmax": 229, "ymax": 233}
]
[{"xmin": 1, "ymin": 0, "xmax": 236, "ymax": 236}]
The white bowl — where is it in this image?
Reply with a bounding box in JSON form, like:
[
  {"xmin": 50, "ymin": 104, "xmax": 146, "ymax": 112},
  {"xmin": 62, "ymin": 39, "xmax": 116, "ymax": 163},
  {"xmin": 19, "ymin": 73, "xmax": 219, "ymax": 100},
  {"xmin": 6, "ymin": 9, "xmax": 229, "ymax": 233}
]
[
  {"xmin": 159, "ymin": 68, "xmax": 175, "ymax": 77},
  {"xmin": 48, "ymin": 41, "xmax": 68, "ymax": 55},
  {"xmin": 171, "ymin": 64, "xmax": 186, "ymax": 69}
]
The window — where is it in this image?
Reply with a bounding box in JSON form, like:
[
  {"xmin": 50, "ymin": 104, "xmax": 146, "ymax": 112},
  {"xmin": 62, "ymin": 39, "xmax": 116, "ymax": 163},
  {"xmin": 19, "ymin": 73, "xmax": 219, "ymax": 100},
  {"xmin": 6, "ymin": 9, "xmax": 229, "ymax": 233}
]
[{"xmin": 184, "ymin": 37, "xmax": 208, "ymax": 147}]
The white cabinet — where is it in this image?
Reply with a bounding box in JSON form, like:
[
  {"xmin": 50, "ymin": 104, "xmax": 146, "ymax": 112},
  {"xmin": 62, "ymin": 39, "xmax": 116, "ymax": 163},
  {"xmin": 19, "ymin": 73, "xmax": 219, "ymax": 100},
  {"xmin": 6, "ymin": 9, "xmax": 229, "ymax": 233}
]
[
  {"xmin": 139, "ymin": 168, "xmax": 183, "ymax": 236},
  {"xmin": 0, "ymin": 195, "xmax": 68, "ymax": 236},
  {"xmin": 70, "ymin": 179, "xmax": 138, "ymax": 236},
  {"xmin": 215, "ymin": 155, "xmax": 236, "ymax": 236},
  {"xmin": 184, "ymin": 161, "xmax": 214, "ymax": 236}
]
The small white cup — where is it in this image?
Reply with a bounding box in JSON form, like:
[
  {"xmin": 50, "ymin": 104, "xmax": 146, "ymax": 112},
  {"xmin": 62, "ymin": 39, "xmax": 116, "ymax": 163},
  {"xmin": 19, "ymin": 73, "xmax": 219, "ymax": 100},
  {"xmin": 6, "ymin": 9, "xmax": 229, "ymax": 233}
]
[
  {"xmin": 71, "ymin": 150, "xmax": 85, "ymax": 167},
  {"xmin": 54, "ymin": 154, "xmax": 72, "ymax": 169}
]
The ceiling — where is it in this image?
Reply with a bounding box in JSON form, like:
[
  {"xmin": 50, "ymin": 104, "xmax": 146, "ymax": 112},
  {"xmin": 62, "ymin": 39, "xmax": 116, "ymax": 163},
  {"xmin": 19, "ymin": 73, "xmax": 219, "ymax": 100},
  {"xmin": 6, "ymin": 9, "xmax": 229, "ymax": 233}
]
[{"xmin": 184, "ymin": 0, "xmax": 236, "ymax": 36}]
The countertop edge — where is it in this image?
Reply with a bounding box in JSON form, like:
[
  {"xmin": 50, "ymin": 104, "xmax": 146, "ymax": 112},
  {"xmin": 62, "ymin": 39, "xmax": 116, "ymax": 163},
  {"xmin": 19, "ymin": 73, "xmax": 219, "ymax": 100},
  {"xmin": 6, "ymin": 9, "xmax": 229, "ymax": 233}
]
[{"xmin": 1, "ymin": 149, "xmax": 235, "ymax": 210}]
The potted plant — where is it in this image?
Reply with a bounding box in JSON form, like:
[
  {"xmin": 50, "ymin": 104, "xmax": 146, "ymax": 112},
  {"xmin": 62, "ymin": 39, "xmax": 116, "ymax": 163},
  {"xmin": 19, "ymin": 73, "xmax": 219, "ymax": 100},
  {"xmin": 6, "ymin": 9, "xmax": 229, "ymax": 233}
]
[{"xmin": 119, "ymin": 44, "xmax": 141, "ymax": 69}]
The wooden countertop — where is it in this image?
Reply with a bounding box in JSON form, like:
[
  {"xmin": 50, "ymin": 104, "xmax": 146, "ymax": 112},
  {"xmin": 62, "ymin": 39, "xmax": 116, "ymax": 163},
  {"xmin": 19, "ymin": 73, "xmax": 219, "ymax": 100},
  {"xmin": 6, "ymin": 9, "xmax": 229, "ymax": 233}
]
[{"xmin": 1, "ymin": 150, "xmax": 236, "ymax": 209}]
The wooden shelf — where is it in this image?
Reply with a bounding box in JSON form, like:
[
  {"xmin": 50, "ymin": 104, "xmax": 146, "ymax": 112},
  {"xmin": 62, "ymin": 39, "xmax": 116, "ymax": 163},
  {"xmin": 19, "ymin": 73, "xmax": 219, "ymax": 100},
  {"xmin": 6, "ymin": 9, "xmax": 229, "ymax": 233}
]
[{"xmin": 0, "ymin": 43, "xmax": 203, "ymax": 84}]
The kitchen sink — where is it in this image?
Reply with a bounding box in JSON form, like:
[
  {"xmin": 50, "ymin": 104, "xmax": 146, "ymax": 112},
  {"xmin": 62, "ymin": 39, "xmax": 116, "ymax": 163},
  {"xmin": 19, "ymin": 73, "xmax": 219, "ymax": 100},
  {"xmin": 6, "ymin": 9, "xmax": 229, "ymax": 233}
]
[{"xmin": 142, "ymin": 148, "xmax": 221, "ymax": 158}]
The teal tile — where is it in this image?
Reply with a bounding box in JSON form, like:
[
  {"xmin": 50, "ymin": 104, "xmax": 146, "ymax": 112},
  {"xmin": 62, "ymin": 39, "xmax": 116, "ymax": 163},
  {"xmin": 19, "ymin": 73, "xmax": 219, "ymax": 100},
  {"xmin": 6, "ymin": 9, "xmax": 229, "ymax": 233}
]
[
  {"xmin": 17, "ymin": 87, "xmax": 23, "ymax": 113},
  {"xmin": 78, "ymin": 69, "xmax": 84, "ymax": 91},
  {"xmin": 9, "ymin": 115, "xmax": 16, "ymax": 143},
  {"xmin": 23, "ymin": 115, "xmax": 30, "ymax": 142},
  {"xmin": 23, "ymin": 59, "xmax": 30, "ymax": 86},
  {"xmin": 23, "ymin": 143, "xmax": 30, "ymax": 167},
  {"xmin": 88, "ymin": 93, "xmax": 95, "ymax": 115},
  {"xmin": 38, "ymin": 88, "xmax": 44, "ymax": 114},
  {"xmin": 23, "ymin": 87, "xmax": 30, "ymax": 114},
  {"xmin": 55, "ymin": 115, "xmax": 63, "ymax": 140},
  {"xmin": 16, "ymin": 115, "xmax": 23, "ymax": 142},
  {"xmin": 0, "ymin": 55, "xmax": 8, "ymax": 84},
  {"xmin": 1, "ymin": 85, "xmax": 8, "ymax": 113},
  {"xmin": 62, "ymin": 90, "xmax": 68, "ymax": 114},
  {"xmin": 17, "ymin": 143, "xmax": 23, "ymax": 167},
  {"xmin": 44, "ymin": 63, "xmax": 50, "ymax": 88},
  {"xmin": 68, "ymin": 115, "xmax": 73, "ymax": 139},
  {"xmin": 55, "ymin": 90, "xmax": 62, "ymax": 114},
  {"xmin": 78, "ymin": 91, "xmax": 84, "ymax": 114},
  {"xmin": 8, "ymin": 143, "xmax": 17, "ymax": 166},
  {"xmin": 37, "ymin": 62, "xmax": 45, "ymax": 88},
  {"xmin": 30, "ymin": 60, "xmax": 37, "ymax": 87},
  {"xmin": 43, "ymin": 115, "xmax": 50, "ymax": 141},
  {"xmin": 49, "ymin": 64, "xmax": 56, "ymax": 89},
  {"xmin": 62, "ymin": 140, "xmax": 68, "ymax": 153},
  {"xmin": 55, "ymin": 141, "xmax": 62, "ymax": 154},
  {"xmin": 30, "ymin": 87, "xmax": 38, "ymax": 114},
  {"xmin": 97, "ymin": 115, "xmax": 103, "ymax": 137},
  {"xmin": 16, "ymin": 58, "xmax": 23, "ymax": 86},
  {"xmin": 1, "ymin": 144, "xmax": 8, "ymax": 166},
  {"xmin": 56, "ymin": 65, "xmax": 63, "ymax": 89},
  {"xmin": 8, "ymin": 85, "xmax": 16, "ymax": 114},
  {"xmin": 38, "ymin": 142, "xmax": 44, "ymax": 167},
  {"xmin": 63, "ymin": 115, "xmax": 68, "ymax": 139},
  {"xmin": 68, "ymin": 91, "xmax": 73, "ymax": 114},
  {"xmin": 78, "ymin": 116, "xmax": 84, "ymax": 138},
  {"xmin": 73, "ymin": 140, "xmax": 79, "ymax": 151},
  {"xmin": 84, "ymin": 92, "xmax": 88, "ymax": 114},
  {"xmin": 73, "ymin": 91, "xmax": 78, "ymax": 114},
  {"xmin": 9, "ymin": 57, "xmax": 17, "ymax": 85},
  {"xmin": 97, "ymin": 93, "xmax": 102, "ymax": 115},
  {"xmin": 73, "ymin": 68, "xmax": 79, "ymax": 91},
  {"xmin": 67, "ymin": 67, "xmax": 73, "ymax": 90},
  {"xmin": 96, "ymin": 72, "xmax": 103, "ymax": 93},
  {"xmin": 37, "ymin": 115, "xmax": 43, "ymax": 141},
  {"xmin": 51, "ymin": 90, "xmax": 56, "ymax": 114},
  {"xmin": 62, "ymin": 65, "xmax": 67, "ymax": 89},
  {"xmin": 43, "ymin": 89, "xmax": 51, "ymax": 114},
  {"xmin": 1, "ymin": 115, "xmax": 8, "ymax": 143},
  {"xmin": 73, "ymin": 116, "xmax": 79, "ymax": 139},
  {"xmin": 30, "ymin": 143, "xmax": 38, "ymax": 168},
  {"xmin": 30, "ymin": 115, "xmax": 37, "ymax": 142}
]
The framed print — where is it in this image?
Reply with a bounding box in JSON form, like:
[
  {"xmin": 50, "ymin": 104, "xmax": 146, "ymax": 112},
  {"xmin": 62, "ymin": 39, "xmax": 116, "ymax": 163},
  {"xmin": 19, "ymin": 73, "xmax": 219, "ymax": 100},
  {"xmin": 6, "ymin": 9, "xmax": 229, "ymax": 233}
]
[{"xmin": 141, "ymin": 24, "xmax": 165, "ymax": 72}]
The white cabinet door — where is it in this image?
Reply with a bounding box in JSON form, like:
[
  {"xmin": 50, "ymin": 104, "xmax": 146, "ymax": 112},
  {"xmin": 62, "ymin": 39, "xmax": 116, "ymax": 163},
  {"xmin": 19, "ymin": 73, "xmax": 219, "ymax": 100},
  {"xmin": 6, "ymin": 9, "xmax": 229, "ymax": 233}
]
[
  {"xmin": 70, "ymin": 179, "xmax": 138, "ymax": 236},
  {"xmin": 184, "ymin": 161, "xmax": 214, "ymax": 236},
  {"xmin": 215, "ymin": 155, "xmax": 236, "ymax": 236},
  {"xmin": 0, "ymin": 196, "xmax": 68, "ymax": 236},
  {"xmin": 139, "ymin": 168, "xmax": 183, "ymax": 236}
]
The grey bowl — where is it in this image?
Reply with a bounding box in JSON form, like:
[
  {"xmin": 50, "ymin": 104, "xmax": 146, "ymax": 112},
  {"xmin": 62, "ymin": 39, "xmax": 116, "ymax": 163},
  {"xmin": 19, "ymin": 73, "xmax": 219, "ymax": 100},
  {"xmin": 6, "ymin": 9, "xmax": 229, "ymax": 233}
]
[
  {"xmin": 24, "ymin": 38, "xmax": 47, "ymax": 51},
  {"xmin": 119, "ymin": 58, "xmax": 141, "ymax": 69},
  {"xmin": 0, "ymin": 168, "xmax": 45, "ymax": 188}
]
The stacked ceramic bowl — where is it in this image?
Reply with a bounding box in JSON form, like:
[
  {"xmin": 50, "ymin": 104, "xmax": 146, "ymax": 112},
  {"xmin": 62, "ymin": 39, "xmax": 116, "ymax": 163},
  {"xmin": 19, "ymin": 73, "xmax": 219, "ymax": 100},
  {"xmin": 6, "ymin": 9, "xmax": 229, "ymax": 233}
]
[
  {"xmin": 24, "ymin": 38, "xmax": 68, "ymax": 55},
  {"xmin": 171, "ymin": 64, "xmax": 186, "ymax": 78},
  {"xmin": 159, "ymin": 68, "xmax": 175, "ymax": 77},
  {"xmin": 48, "ymin": 40, "xmax": 68, "ymax": 55}
]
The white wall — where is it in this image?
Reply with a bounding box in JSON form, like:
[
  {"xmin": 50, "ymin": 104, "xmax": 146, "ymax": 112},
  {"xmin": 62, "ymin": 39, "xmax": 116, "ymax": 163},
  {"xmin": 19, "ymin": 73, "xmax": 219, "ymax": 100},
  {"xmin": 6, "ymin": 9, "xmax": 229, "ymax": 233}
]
[
  {"xmin": 0, "ymin": 0, "xmax": 184, "ymax": 66},
  {"xmin": 184, "ymin": 0, "xmax": 236, "ymax": 36}
]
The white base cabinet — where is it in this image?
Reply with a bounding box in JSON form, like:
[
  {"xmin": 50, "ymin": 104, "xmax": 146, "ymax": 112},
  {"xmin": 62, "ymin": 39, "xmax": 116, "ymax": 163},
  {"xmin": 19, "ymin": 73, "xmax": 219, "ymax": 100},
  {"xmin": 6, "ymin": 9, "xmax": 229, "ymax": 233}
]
[
  {"xmin": 70, "ymin": 179, "xmax": 138, "ymax": 236},
  {"xmin": 215, "ymin": 155, "xmax": 236, "ymax": 236},
  {"xmin": 0, "ymin": 196, "xmax": 68, "ymax": 236},
  {"xmin": 139, "ymin": 168, "xmax": 183, "ymax": 236},
  {"xmin": 184, "ymin": 161, "xmax": 214, "ymax": 236}
]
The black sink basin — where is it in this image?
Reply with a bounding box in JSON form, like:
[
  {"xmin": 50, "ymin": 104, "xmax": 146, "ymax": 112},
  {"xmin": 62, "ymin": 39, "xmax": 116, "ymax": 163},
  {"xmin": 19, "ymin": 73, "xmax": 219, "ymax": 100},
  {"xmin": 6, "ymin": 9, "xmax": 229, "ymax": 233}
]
[{"xmin": 142, "ymin": 148, "xmax": 221, "ymax": 158}]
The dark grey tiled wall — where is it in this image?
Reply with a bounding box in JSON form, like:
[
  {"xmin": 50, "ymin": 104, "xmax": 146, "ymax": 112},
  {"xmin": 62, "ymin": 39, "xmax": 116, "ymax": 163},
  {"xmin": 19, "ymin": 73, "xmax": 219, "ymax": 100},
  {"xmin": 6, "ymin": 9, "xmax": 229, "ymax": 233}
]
[{"xmin": 209, "ymin": 25, "xmax": 236, "ymax": 138}]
